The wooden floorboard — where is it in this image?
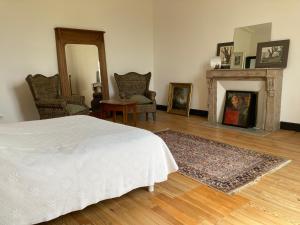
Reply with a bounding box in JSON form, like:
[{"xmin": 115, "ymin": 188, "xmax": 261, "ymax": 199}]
[{"xmin": 43, "ymin": 111, "xmax": 300, "ymax": 225}]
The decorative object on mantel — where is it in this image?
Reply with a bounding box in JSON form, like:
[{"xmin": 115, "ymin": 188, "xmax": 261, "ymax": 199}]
[
  {"xmin": 216, "ymin": 42, "xmax": 234, "ymax": 69},
  {"xmin": 210, "ymin": 56, "xmax": 222, "ymax": 69},
  {"xmin": 222, "ymin": 91, "xmax": 257, "ymax": 128},
  {"xmin": 206, "ymin": 69, "xmax": 283, "ymax": 131},
  {"xmin": 167, "ymin": 83, "xmax": 192, "ymax": 117},
  {"xmin": 230, "ymin": 52, "xmax": 245, "ymax": 69},
  {"xmin": 255, "ymin": 39, "xmax": 290, "ymax": 68},
  {"xmin": 245, "ymin": 56, "xmax": 256, "ymax": 69},
  {"xmin": 156, "ymin": 130, "xmax": 290, "ymax": 194}
]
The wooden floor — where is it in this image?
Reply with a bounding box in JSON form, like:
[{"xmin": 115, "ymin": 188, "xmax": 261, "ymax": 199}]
[{"xmin": 44, "ymin": 111, "xmax": 300, "ymax": 225}]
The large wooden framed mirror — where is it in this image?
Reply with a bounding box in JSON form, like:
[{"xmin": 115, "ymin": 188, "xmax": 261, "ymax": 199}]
[{"xmin": 55, "ymin": 27, "xmax": 109, "ymax": 104}]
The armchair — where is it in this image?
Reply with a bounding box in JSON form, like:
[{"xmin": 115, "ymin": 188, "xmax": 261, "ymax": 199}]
[
  {"xmin": 114, "ymin": 72, "xmax": 156, "ymax": 120},
  {"xmin": 26, "ymin": 74, "xmax": 89, "ymax": 119}
]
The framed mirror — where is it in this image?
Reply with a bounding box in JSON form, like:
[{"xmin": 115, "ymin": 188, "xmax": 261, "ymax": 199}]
[
  {"xmin": 55, "ymin": 27, "xmax": 109, "ymax": 100},
  {"xmin": 233, "ymin": 23, "xmax": 272, "ymax": 59},
  {"xmin": 65, "ymin": 44, "xmax": 100, "ymax": 107}
]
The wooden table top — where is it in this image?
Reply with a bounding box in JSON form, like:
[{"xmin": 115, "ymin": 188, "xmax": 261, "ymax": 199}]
[{"xmin": 100, "ymin": 99, "xmax": 136, "ymax": 106}]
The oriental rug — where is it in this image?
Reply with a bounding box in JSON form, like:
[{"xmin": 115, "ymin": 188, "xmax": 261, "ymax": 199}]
[{"xmin": 156, "ymin": 130, "xmax": 290, "ymax": 194}]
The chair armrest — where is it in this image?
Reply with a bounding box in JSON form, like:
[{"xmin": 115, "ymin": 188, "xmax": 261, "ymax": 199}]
[
  {"xmin": 145, "ymin": 90, "xmax": 156, "ymax": 101},
  {"xmin": 64, "ymin": 95, "xmax": 85, "ymax": 105},
  {"xmin": 35, "ymin": 99, "xmax": 67, "ymax": 109}
]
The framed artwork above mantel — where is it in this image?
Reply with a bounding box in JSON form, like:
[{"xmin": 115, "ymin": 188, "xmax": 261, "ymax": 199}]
[{"xmin": 255, "ymin": 39, "xmax": 290, "ymax": 68}]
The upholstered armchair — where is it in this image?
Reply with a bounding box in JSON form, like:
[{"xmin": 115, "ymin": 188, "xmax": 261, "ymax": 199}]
[
  {"xmin": 114, "ymin": 72, "xmax": 156, "ymax": 120},
  {"xmin": 26, "ymin": 74, "xmax": 89, "ymax": 119}
]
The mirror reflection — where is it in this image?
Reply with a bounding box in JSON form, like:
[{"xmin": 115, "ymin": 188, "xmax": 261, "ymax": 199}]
[
  {"xmin": 234, "ymin": 23, "xmax": 272, "ymax": 58},
  {"xmin": 65, "ymin": 44, "xmax": 100, "ymax": 108}
]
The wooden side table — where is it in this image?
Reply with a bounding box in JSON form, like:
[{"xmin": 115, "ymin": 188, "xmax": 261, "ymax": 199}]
[{"xmin": 100, "ymin": 99, "xmax": 137, "ymax": 126}]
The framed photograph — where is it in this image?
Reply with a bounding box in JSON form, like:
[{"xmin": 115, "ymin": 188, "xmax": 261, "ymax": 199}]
[
  {"xmin": 210, "ymin": 56, "xmax": 222, "ymax": 69},
  {"xmin": 217, "ymin": 42, "xmax": 234, "ymax": 69},
  {"xmin": 230, "ymin": 52, "xmax": 245, "ymax": 69},
  {"xmin": 256, "ymin": 40, "xmax": 290, "ymax": 68},
  {"xmin": 222, "ymin": 91, "xmax": 257, "ymax": 128},
  {"xmin": 245, "ymin": 56, "xmax": 256, "ymax": 69},
  {"xmin": 167, "ymin": 83, "xmax": 193, "ymax": 117}
]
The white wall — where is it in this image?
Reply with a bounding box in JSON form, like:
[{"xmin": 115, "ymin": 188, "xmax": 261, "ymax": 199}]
[
  {"xmin": 1, "ymin": 0, "xmax": 300, "ymax": 124},
  {"xmin": 0, "ymin": 0, "xmax": 153, "ymax": 122},
  {"xmin": 154, "ymin": 0, "xmax": 300, "ymax": 124}
]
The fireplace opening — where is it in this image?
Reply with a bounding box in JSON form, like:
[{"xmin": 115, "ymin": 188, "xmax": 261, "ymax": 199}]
[{"xmin": 222, "ymin": 91, "xmax": 257, "ymax": 128}]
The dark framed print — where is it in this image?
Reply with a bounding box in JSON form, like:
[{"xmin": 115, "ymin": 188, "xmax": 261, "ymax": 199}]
[
  {"xmin": 245, "ymin": 56, "xmax": 256, "ymax": 69},
  {"xmin": 167, "ymin": 83, "xmax": 192, "ymax": 117},
  {"xmin": 222, "ymin": 91, "xmax": 257, "ymax": 128},
  {"xmin": 216, "ymin": 42, "xmax": 234, "ymax": 69},
  {"xmin": 256, "ymin": 40, "xmax": 290, "ymax": 68}
]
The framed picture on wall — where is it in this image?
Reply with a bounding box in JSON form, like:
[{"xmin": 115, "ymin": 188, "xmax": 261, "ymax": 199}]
[
  {"xmin": 167, "ymin": 83, "xmax": 193, "ymax": 117},
  {"xmin": 216, "ymin": 42, "xmax": 234, "ymax": 69},
  {"xmin": 255, "ymin": 40, "xmax": 290, "ymax": 68},
  {"xmin": 222, "ymin": 91, "xmax": 257, "ymax": 128}
]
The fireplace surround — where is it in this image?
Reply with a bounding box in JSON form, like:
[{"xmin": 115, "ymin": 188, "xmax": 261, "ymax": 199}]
[{"xmin": 206, "ymin": 69, "xmax": 283, "ymax": 131}]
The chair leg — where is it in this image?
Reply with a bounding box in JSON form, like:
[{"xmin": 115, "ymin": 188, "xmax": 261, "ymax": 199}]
[
  {"xmin": 146, "ymin": 112, "xmax": 149, "ymax": 121},
  {"xmin": 152, "ymin": 112, "xmax": 156, "ymax": 121}
]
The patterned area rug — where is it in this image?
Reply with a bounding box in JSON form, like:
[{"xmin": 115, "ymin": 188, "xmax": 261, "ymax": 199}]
[{"xmin": 156, "ymin": 130, "xmax": 290, "ymax": 194}]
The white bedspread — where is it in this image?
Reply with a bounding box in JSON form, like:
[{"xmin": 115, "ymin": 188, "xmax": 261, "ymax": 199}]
[{"xmin": 0, "ymin": 116, "xmax": 178, "ymax": 225}]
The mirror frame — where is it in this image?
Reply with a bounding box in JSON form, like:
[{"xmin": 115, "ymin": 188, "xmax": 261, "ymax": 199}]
[{"xmin": 55, "ymin": 27, "xmax": 109, "ymax": 99}]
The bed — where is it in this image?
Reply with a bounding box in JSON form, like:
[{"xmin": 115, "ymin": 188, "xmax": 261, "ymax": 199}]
[{"xmin": 0, "ymin": 115, "xmax": 178, "ymax": 225}]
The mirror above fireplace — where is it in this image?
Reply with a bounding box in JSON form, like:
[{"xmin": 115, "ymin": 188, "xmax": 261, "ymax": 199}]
[{"xmin": 233, "ymin": 23, "xmax": 272, "ymax": 58}]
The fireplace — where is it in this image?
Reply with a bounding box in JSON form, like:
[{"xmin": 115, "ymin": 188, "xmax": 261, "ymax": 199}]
[{"xmin": 206, "ymin": 69, "xmax": 283, "ymax": 131}]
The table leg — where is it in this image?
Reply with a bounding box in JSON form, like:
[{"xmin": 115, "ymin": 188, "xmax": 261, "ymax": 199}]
[
  {"xmin": 122, "ymin": 106, "xmax": 126, "ymax": 124},
  {"xmin": 125, "ymin": 106, "xmax": 128, "ymax": 124},
  {"xmin": 113, "ymin": 111, "xmax": 117, "ymax": 122},
  {"xmin": 133, "ymin": 106, "xmax": 137, "ymax": 127}
]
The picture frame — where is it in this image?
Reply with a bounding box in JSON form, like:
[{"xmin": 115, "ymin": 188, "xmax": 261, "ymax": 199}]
[
  {"xmin": 222, "ymin": 91, "xmax": 257, "ymax": 128},
  {"xmin": 167, "ymin": 83, "xmax": 193, "ymax": 117},
  {"xmin": 245, "ymin": 56, "xmax": 256, "ymax": 69},
  {"xmin": 216, "ymin": 42, "xmax": 234, "ymax": 69},
  {"xmin": 210, "ymin": 56, "xmax": 222, "ymax": 69},
  {"xmin": 255, "ymin": 40, "xmax": 290, "ymax": 68},
  {"xmin": 230, "ymin": 52, "xmax": 245, "ymax": 69}
]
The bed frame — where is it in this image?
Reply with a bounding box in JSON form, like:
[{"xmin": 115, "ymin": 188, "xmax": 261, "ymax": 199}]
[{"xmin": 148, "ymin": 185, "xmax": 154, "ymax": 192}]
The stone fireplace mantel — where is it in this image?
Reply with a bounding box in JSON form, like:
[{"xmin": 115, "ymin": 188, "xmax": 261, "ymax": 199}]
[{"xmin": 206, "ymin": 69, "xmax": 283, "ymax": 131}]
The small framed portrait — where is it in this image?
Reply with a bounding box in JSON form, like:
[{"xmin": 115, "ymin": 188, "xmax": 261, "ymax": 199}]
[
  {"xmin": 167, "ymin": 83, "xmax": 193, "ymax": 117},
  {"xmin": 245, "ymin": 56, "xmax": 256, "ymax": 69},
  {"xmin": 230, "ymin": 52, "xmax": 245, "ymax": 69},
  {"xmin": 217, "ymin": 42, "xmax": 234, "ymax": 69},
  {"xmin": 256, "ymin": 40, "xmax": 290, "ymax": 68},
  {"xmin": 222, "ymin": 91, "xmax": 257, "ymax": 128}
]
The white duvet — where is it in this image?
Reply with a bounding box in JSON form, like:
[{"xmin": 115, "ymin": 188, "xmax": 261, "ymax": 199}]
[{"xmin": 0, "ymin": 116, "xmax": 178, "ymax": 225}]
